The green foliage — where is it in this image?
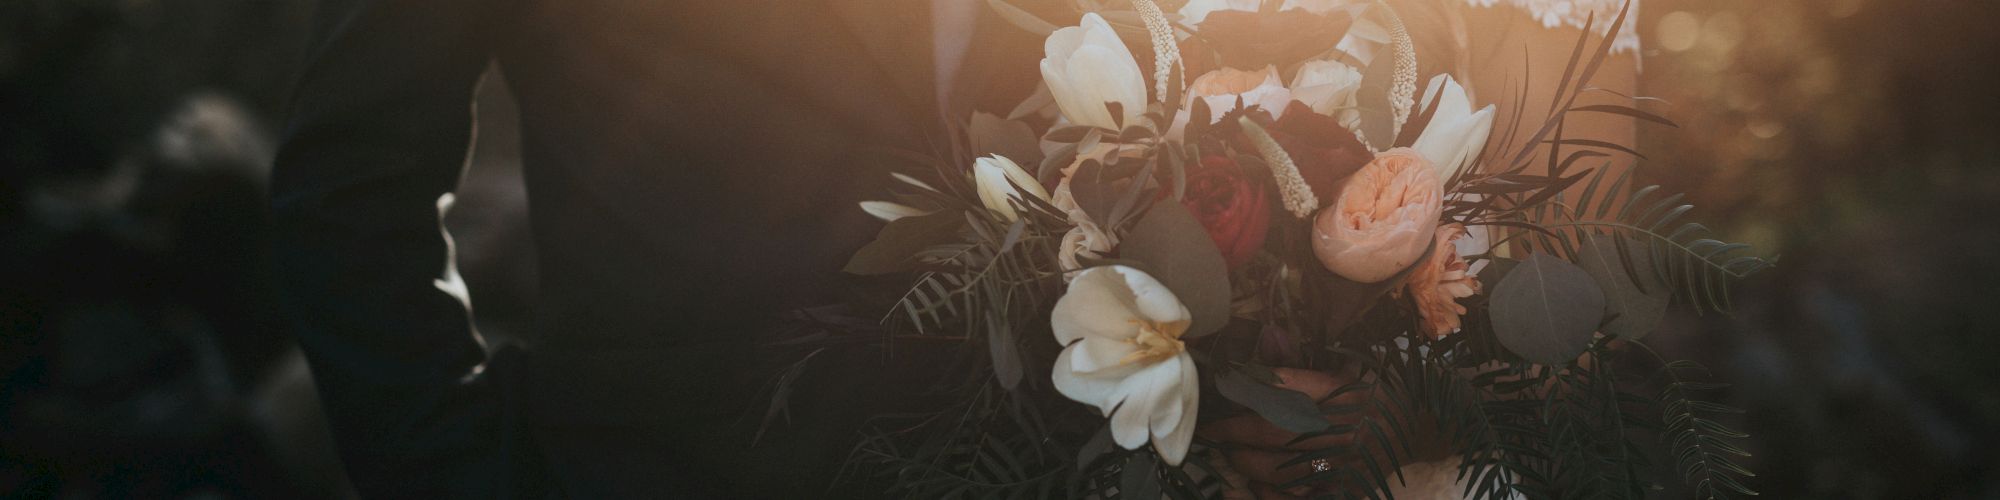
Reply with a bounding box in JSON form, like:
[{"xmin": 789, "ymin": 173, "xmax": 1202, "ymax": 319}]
[
  {"xmin": 1657, "ymin": 360, "xmax": 1757, "ymax": 499},
  {"xmin": 1531, "ymin": 170, "xmax": 1778, "ymax": 314},
  {"xmin": 1488, "ymin": 253, "xmax": 1607, "ymax": 365}
]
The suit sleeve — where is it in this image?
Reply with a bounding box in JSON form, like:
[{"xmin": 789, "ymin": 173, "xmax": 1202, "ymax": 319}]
[{"xmin": 268, "ymin": 0, "xmax": 523, "ymax": 496}]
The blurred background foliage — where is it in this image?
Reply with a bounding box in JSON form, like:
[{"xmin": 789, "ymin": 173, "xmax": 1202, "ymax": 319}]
[{"xmin": 0, "ymin": 0, "xmax": 1993, "ymax": 497}]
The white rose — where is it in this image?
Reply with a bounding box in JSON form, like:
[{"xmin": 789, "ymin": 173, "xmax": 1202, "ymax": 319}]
[
  {"xmin": 1410, "ymin": 74, "xmax": 1497, "ymax": 182},
  {"xmin": 1040, "ymin": 13, "xmax": 1149, "ymax": 131},
  {"xmin": 972, "ymin": 155, "xmax": 1050, "ymax": 221},
  {"xmin": 1289, "ymin": 59, "xmax": 1365, "ymax": 130},
  {"xmin": 1051, "ymin": 266, "xmax": 1200, "ymax": 466}
]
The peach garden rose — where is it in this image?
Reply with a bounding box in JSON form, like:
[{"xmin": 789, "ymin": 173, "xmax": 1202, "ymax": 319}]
[{"xmin": 1310, "ymin": 148, "xmax": 1443, "ymax": 283}]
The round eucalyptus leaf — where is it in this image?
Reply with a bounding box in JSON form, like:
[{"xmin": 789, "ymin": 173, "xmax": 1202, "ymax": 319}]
[
  {"xmin": 1576, "ymin": 235, "xmax": 1671, "ymax": 340},
  {"xmin": 1489, "ymin": 253, "xmax": 1606, "ymax": 365},
  {"xmin": 1119, "ymin": 202, "xmax": 1232, "ymax": 338}
]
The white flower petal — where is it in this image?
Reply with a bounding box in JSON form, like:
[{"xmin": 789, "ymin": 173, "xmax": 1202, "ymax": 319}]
[
  {"xmin": 1291, "ymin": 60, "xmax": 1364, "ymax": 117},
  {"xmin": 1065, "ymin": 46, "xmax": 1145, "ymax": 128},
  {"xmin": 1043, "ymin": 20, "xmax": 1088, "ymax": 64},
  {"xmin": 973, "ymin": 160, "xmax": 1021, "ymax": 220},
  {"xmin": 996, "ymin": 156, "xmax": 1050, "ymax": 201},
  {"xmin": 891, "ymin": 172, "xmax": 935, "ymax": 192},
  {"xmin": 1070, "ymin": 337, "xmax": 1139, "ymax": 374},
  {"xmin": 1042, "ymin": 13, "xmax": 1146, "ymax": 131},
  {"xmin": 1116, "ymin": 266, "xmax": 1191, "ymax": 325},
  {"xmin": 859, "ymin": 201, "xmax": 928, "ymax": 222},
  {"xmin": 1052, "ymin": 267, "xmax": 1145, "ymax": 344},
  {"xmin": 1052, "ymin": 344, "xmax": 1140, "ymax": 413},
  {"xmin": 1152, "ymin": 354, "xmax": 1200, "ymax": 465},
  {"xmin": 1412, "ymin": 75, "xmax": 1497, "ymax": 181},
  {"xmin": 1108, "ymin": 359, "xmax": 1179, "ymax": 450}
]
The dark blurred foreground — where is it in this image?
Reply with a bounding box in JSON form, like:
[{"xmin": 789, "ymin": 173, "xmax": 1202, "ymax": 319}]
[{"xmin": 1, "ymin": 0, "xmax": 1996, "ymax": 498}]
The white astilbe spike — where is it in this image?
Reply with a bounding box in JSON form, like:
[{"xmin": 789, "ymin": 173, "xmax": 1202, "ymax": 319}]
[
  {"xmin": 1379, "ymin": 0, "xmax": 1418, "ymax": 140},
  {"xmin": 1237, "ymin": 117, "xmax": 1318, "ymax": 218},
  {"xmin": 1131, "ymin": 0, "xmax": 1184, "ymax": 103}
]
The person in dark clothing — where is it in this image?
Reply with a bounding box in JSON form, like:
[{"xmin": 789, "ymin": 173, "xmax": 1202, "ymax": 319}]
[{"xmin": 270, "ymin": 0, "xmax": 1052, "ymax": 497}]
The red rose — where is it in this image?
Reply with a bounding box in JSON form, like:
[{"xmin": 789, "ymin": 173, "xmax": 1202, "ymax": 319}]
[
  {"xmin": 1218, "ymin": 102, "xmax": 1374, "ymax": 210},
  {"xmin": 1183, "ymin": 155, "xmax": 1273, "ymax": 269}
]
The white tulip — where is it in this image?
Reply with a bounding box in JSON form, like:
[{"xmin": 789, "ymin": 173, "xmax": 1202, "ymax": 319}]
[
  {"xmin": 1040, "ymin": 13, "xmax": 1149, "ymax": 131},
  {"xmin": 1051, "ymin": 266, "xmax": 1200, "ymax": 466},
  {"xmin": 1410, "ymin": 74, "xmax": 1496, "ymax": 182},
  {"xmin": 1289, "ymin": 59, "xmax": 1366, "ymax": 130},
  {"xmin": 858, "ymin": 201, "xmax": 930, "ymax": 222},
  {"xmin": 972, "ymin": 155, "xmax": 1049, "ymax": 221}
]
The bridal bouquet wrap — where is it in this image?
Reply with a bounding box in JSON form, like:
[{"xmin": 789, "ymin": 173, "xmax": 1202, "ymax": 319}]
[{"xmin": 779, "ymin": 1, "xmax": 1772, "ymax": 498}]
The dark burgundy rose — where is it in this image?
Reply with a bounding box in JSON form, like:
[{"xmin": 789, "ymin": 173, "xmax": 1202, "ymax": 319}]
[
  {"xmin": 1220, "ymin": 101, "xmax": 1374, "ymax": 209},
  {"xmin": 1183, "ymin": 155, "xmax": 1273, "ymax": 269},
  {"xmin": 1181, "ymin": 9, "xmax": 1354, "ymax": 75}
]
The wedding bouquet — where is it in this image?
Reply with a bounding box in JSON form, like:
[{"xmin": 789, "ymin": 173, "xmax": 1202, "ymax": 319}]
[{"xmin": 779, "ymin": 0, "xmax": 1771, "ymax": 497}]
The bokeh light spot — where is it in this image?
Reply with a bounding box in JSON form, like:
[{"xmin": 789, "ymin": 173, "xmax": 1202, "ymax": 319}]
[{"xmin": 1659, "ymin": 11, "xmax": 1702, "ymax": 53}]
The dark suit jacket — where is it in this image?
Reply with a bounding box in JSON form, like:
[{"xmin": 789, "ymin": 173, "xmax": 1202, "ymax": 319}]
[{"xmin": 271, "ymin": 0, "xmax": 1056, "ymax": 497}]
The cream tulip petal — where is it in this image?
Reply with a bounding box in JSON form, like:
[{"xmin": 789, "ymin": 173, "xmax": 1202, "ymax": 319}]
[
  {"xmin": 1149, "ymin": 368, "xmax": 1186, "ymax": 433},
  {"xmin": 1108, "ymin": 360, "xmax": 1179, "ymax": 450},
  {"xmin": 1077, "ymin": 13, "xmax": 1127, "ymax": 62},
  {"xmin": 1070, "ymin": 337, "xmax": 1140, "ymax": 375},
  {"xmin": 1115, "ymin": 266, "xmax": 1191, "ymax": 325},
  {"xmin": 1413, "ymin": 104, "xmax": 1496, "ymax": 181},
  {"xmin": 1455, "ymin": 106, "xmax": 1496, "ymax": 177},
  {"xmin": 859, "ymin": 201, "xmax": 928, "ymax": 222},
  {"xmin": 973, "ymin": 159, "xmax": 1022, "ymax": 220},
  {"xmin": 1152, "ymin": 354, "xmax": 1200, "ymax": 466},
  {"xmin": 1065, "ymin": 46, "xmax": 1143, "ymax": 128},
  {"xmin": 994, "ymin": 155, "xmax": 1050, "ymax": 202},
  {"xmin": 1052, "ymin": 267, "xmax": 1144, "ymax": 344},
  {"xmin": 1041, "ymin": 60, "xmax": 1109, "ymax": 131},
  {"xmin": 1420, "ymin": 75, "xmax": 1472, "ymax": 125},
  {"xmin": 1052, "ymin": 345, "xmax": 1136, "ymax": 413},
  {"xmin": 1043, "ymin": 20, "xmax": 1088, "ymax": 64}
]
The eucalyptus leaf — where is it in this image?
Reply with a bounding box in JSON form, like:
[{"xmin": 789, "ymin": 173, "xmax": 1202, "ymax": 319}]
[
  {"xmin": 1215, "ymin": 370, "xmax": 1330, "ymax": 435},
  {"xmin": 1069, "ymin": 160, "xmax": 1117, "ymax": 226},
  {"xmin": 842, "ymin": 210, "xmax": 965, "ymax": 275},
  {"xmin": 1351, "ymin": 35, "xmax": 1401, "ymax": 151},
  {"xmin": 987, "ymin": 306, "xmax": 1023, "ymax": 390},
  {"xmin": 969, "ymin": 112, "xmax": 1042, "ymax": 167},
  {"xmin": 1119, "ymin": 203, "xmax": 1232, "ymax": 338},
  {"xmin": 1576, "ymin": 235, "xmax": 1670, "ymax": 340},
  {"xmin": 1488, "ymin": 253, "xmax": 1605, "ymax": 365}
]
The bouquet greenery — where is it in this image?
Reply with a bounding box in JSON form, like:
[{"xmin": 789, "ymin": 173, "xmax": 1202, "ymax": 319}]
[{"xmin": 773, "ymin": 1, "xmax": 1771, "ymax": 498}]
